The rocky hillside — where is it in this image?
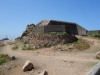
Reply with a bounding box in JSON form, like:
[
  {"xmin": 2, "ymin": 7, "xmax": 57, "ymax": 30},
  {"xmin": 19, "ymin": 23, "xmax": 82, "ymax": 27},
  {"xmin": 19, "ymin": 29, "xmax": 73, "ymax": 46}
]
[
  {"xmin": 20, "ymin": 24, "xmax": 78, "ymax": 49},
  {"xmin": 22, "ymin": 33, "xmax": 78, "ymax": 49},
  {"xmin": 22, "ymin": 24, "xmax": 35, "ymax": 37}
]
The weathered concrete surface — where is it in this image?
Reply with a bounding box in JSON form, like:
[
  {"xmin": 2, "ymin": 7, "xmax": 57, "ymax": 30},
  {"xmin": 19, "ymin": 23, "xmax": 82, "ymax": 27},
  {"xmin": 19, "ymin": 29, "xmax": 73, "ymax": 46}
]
[{"xmin": 35, "ymin": 20, "xmax": 87, "ymax": 35}]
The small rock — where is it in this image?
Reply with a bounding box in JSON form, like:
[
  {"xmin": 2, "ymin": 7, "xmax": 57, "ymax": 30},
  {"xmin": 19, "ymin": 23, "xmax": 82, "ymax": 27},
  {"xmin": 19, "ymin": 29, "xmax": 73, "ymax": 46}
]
[
  {"xmin": 96, "ymin": 52, "xmax": 100, "ymax": 59},
  {"xmin": 38, "ymin": 71, "xmax": 48, "ymax": 75},
  {"xmin": 22, "ymin": 60, "xmax": 34, "ymax": 72},
  {"xmin": 70, "ymin": 61, "xmax": 74, "ymax": 63},
  {"xmin": 11, "ymin": 56, "xmax": 16, "ymax": 60},
  {"xmin": 63, "ymin": 60, "xmax": 67, "ymax": 62},
  {"xmin": 8, "ymin": 67, "xmax": 11, "ymax": 70}
]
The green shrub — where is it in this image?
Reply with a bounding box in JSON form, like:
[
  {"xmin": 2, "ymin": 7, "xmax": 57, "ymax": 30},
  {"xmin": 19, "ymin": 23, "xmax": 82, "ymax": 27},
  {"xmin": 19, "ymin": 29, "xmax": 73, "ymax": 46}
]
[
  {"xmin": 0, "ymin": 54, "xmax": 10, "ymax": 65},
  {"xmin": 94, "ymin": 34, "xmax": 100, "ymax": 38}
]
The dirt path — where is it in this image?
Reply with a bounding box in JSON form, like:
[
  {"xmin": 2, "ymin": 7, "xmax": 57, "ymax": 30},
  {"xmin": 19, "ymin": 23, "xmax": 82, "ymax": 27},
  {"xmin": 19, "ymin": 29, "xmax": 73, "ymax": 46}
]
[{"xmin": 0, "ymin": 37, "xmax": 100, "ymax": 75}]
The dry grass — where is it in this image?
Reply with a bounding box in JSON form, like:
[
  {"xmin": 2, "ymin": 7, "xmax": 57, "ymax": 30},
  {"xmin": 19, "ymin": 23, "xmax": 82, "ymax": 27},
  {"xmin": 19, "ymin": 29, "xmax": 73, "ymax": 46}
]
[
  {"xmin": 73, "ymin": 39, "xmax": 90, "ymax": 51},
  {"xmin": 0, "ymin": 42, "xmax": 5, "ymax": 51},
  {"xmin": 12, "ymin": 40, "xmax": 24, "ymax": 50},
  {"xmin": 53, "ymin": 38, "xmax": 90, "ymax": 51},
  {"xmin": 21, "ymin": 44, "xmax": 36, "ymax": 50},
  {"xmin": 0, "ymin": 42, "xmax": 5, "ymax": 48},
  {"xmin": 0, "ymin": 54, "xmax": 10, "ymax": 65},
  {"xmin": 53, "ymin": 44, "xmax": 74, "ymax": 51},
  {"xmin": 74, "ymin": 43, "xmax": 90, "ymax": 51},
  {"xmin": 0, "ymin": 54, "xmax": 10, "ymax": 75},
  {"xmin": 12, "ymin": 44, "xmax": 19, "ymax": 50}
]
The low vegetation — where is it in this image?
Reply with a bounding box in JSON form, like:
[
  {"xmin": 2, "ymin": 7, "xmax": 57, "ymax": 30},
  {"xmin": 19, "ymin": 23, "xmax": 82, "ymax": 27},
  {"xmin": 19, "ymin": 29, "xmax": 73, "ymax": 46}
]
[
  {"xmin": 53, "ymin": 44, "xmax": 74, "ymax": 51},
  {"xmin": 0, "ymin": 46, "xmax": 3, "ymax": 51},
  {"xmin": 0, "ymin": 54, "xmax": 10, "ymax": 65},
  {"xmin": 21, "ymin": 44, "xmax": 36, "ymax": 50},
  {"xmin": 73, "ymin": 39, "xmax": 90, "ymax": 51},
  {"xmin": 94, "ymin": 34, "xmax": 100, "ymax": 38},
  {"xmin": 12, "ymin": 44, "xmax": 19, "ymax": 50},
  {"xmin": 0, "ymin": 42, "xmax": 5, "ymax": 51},
  {"xmin": 12, "ymin": 40, "xmax": 26, "ymax": 50},
  {"xmin": 53, "ymin": 38, "xmax": 90, "ymax": 51},
  {"xmin": 89, "ymin": 34, "xmax": 100, "ymax": 39},
  {"xmin": 0, "ymin": 42, "xmax": 5, "ymax": 48},
  {"xmin": 12, "ymin": 40, "xmax": 36, "ymax": 50},
  {"xmin": 0, "ymin": 44, "xmax": 5, "ymax": 47}
]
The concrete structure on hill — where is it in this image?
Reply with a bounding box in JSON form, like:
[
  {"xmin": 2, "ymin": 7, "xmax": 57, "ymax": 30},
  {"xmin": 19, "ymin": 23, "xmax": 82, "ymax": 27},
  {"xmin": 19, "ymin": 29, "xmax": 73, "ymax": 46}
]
[
  {"xmin": 88, "ymin": 30, "xmax": 100, "ymax": 35},
  {"xmin": 22, "ymin": 20, "xmax": 88, "ymax": 36},
  {"xmin": 34, "ymin": 20, "xmax": 87, "ymax": 35}
]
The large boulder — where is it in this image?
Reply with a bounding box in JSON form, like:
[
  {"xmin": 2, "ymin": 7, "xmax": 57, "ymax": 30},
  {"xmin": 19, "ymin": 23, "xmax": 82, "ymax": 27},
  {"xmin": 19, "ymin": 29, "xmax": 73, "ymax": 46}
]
[
  {"xmin": 96, "ymin": 52, "xmax": 100, "ymax": 59},
  {"xmin": 22, "ymin": 60, "xmax": 34, "ymax": 72},
  {"xmin": 38, "ymin": 71, "xmax": 48, "ymax": 75}
]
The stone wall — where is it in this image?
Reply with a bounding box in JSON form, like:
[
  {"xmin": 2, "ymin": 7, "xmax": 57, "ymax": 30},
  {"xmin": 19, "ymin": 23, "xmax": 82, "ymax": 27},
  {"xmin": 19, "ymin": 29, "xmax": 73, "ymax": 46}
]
[{"xmin": 28, "ymin": 34, "xmax": 78, "ymax": 49}]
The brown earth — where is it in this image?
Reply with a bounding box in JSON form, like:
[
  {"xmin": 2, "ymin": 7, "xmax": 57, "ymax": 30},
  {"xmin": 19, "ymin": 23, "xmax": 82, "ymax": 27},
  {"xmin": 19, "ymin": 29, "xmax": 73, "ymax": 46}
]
[{"xmin": 0, "ymin": 36, "xmax": 100, "ymax": 75}]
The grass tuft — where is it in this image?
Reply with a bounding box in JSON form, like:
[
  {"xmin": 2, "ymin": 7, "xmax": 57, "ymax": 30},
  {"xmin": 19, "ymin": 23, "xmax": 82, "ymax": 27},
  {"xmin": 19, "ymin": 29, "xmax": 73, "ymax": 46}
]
[
  {"xmin": 0, "ymin": 54, "xmax": 10, "ymax": 65},
  {"xmin": 94, "ymin": 34, "xmax": 100, "ymax": 38},
  {"xmin": 21, "ymin": 44, "xmax": 36, "ymax": 50},
  {"xmin": 73, "ymin": 39, "xmax": 90, "ymax": 51},
  {"xmin": 12, "ymin": 44, "xmax": 19, "ymax": 50}
]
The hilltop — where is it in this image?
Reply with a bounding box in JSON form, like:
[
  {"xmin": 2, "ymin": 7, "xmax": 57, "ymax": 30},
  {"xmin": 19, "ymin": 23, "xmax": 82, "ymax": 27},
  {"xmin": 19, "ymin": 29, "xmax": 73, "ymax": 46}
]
[
  {"xmin": 0, "ymin": 36, "xmax": 100, "ymax": 75},
  {"xmin": 0, "ymin": 20, "xmax": 100, "ymax": 75}
]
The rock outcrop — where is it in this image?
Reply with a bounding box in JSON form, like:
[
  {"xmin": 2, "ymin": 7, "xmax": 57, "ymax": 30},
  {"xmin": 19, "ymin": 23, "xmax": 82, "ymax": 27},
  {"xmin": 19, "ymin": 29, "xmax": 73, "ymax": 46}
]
[
  {"xmin": 11, "ymin": 56, "xmax": 16, "ymax": 60},
  {"xmin": 22, "ymin": 24, "xmax": 35, "ymax": 37}
]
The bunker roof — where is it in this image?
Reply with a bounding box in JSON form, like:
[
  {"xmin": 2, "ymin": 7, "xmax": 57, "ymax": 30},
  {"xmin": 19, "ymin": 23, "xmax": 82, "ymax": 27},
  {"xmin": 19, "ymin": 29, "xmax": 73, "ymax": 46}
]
[{"xmin": 36, "ymin": 20, "xmax": 77, "ymax": 26}]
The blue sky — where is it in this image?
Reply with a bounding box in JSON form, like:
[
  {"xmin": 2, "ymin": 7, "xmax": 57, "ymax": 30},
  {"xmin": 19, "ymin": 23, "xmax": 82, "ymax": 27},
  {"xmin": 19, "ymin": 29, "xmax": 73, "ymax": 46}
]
[{"xmin": 0, "ymin": 0, "xmax": 100, "ymax": 39}]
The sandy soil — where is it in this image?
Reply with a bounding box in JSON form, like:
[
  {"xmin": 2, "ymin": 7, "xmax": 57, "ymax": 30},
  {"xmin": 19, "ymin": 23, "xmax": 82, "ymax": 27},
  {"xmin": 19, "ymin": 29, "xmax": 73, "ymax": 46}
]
[{"xmin": 0, "ymin": 36, "xmax": 100, "ymax": 75}]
